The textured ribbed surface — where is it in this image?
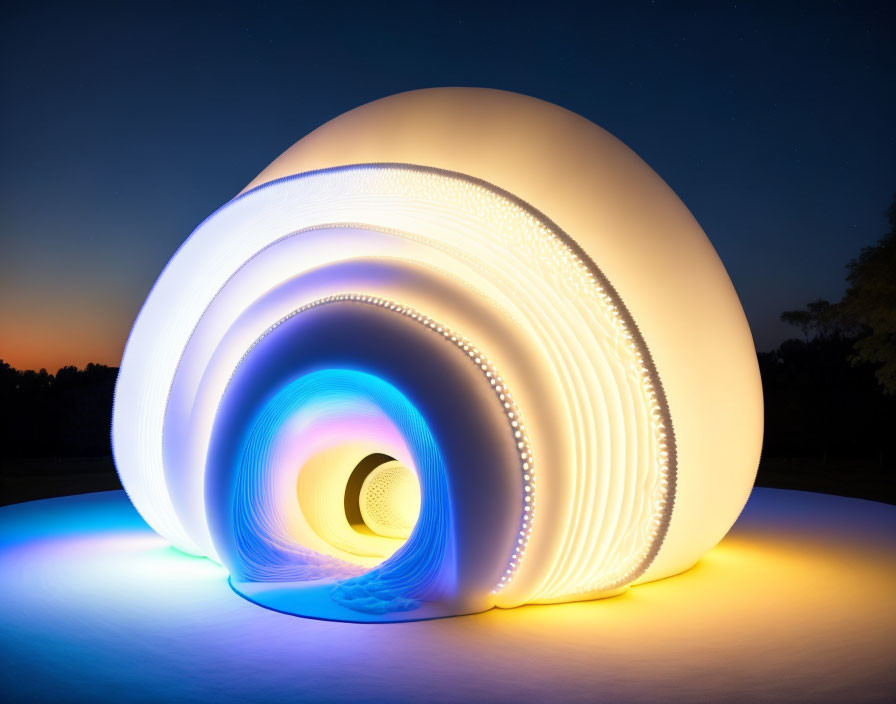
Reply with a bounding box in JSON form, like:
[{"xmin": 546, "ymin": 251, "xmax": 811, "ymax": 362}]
[{"xmin": 113, "ymin": 163, "xmax": 675, "ymax": 618}]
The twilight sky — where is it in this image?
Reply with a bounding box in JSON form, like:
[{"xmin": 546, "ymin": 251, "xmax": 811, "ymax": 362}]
[{"xmin": 1, "ymin": 1, "xmax": 894, "ymax": 371}]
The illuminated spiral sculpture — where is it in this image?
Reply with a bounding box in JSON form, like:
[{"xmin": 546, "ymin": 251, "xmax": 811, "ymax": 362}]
[{"xmin": 112, "ymin": 88, "xmax": 763, "ymax": 622}]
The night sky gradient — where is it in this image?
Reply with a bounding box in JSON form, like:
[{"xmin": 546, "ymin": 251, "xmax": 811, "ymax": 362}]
[{"xmin": 1, "ymin": 1, "xmax": 894, "ymax": 371}]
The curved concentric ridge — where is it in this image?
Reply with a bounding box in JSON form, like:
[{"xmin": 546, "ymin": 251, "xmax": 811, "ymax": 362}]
[{"xmin": 112, "ymin": 88, "xmax": 761, "ymax": 621}]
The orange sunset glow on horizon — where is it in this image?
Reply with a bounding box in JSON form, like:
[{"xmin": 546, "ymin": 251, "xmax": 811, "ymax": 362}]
[{"xmin": 1, "ymin": 299, "xmax": 135, "ymax": 373}]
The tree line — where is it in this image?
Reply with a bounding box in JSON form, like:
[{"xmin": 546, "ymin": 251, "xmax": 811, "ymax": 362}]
[
  {"xmin": 0, "ymin": 362, "xmax": 117, "ymax": 458},
  {"xmin": 764, "ymin": 194, "xmax": 895, "ymax": 467}
]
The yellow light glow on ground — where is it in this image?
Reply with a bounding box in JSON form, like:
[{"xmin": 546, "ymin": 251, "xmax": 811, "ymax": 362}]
[{"xmin": 1, "ymin": 489, "xmax": 893, "ymax": 701}]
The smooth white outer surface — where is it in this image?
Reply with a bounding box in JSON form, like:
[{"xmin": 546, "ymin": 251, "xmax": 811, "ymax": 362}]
[{"xmin": 243, "ymin": 88, "xmax": 763, "ymax": 582}]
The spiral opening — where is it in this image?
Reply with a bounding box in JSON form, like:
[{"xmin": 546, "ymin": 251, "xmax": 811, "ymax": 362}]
[
  {"xmin": 344, "ymin": 453, "xmax": 396, "ymax": 531},
  {"xmin": 341, "ymin": 454, "xmax": 421, "ymax": 541},
  {"xmin": 295, "ymin": 444, "xmax": 421, "ymax": 566},
  {"xmin": 206, "ymin": 296, "xmax": 525, "ymax": 619}
]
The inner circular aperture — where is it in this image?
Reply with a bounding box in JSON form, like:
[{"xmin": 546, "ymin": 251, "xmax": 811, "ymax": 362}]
[
  {"xmin": 296, "ymin": 448, "xmax": 421, "ymax": 562},
  {"xmin": 358, "ymin": 461, "xmax": 421, "ymax": 539},
  {"xmin": 344, "ymin": 452, "xmax": 395, "ymax": 529},
  {"xmin": 296, "ymin": 443, "xmax": 416, "ymax": 565}
]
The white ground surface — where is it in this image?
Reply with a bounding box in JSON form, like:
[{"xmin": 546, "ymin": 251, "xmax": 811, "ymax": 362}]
[{"xmin": 1, "ymin": 487, "xmax": 894, "ymax": 703}]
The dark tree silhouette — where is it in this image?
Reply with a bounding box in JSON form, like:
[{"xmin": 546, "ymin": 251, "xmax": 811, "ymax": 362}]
[
  {"xmin": 758, "ymin": 336, "xmax": 895, "ymax": 462},
  {"xmin": 760, "ymin": 193, "xmax": 896, "ymax": 501},
  {"xmin": 837, "ymin": 195, "xmax": 896, "ymax": 393},
  {"xmin": 780, "ymin": 299, "xmax": 839, "ymax": 341},
  {"xmin": 781, "ymin": 195, "xmax": 896, "ymax": 394},
  {"xmin": 780, "ymin": 193, "xmax": 896, "ymax": 395},
  {"xmin": 0, "ymin": 360, "xmax": 118, "ymax": 459}
]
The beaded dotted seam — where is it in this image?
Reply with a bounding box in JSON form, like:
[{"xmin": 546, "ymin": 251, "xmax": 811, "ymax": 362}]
[{"xmin": 229, "ymin": 293, "xmax": 535, "ymax": 593}]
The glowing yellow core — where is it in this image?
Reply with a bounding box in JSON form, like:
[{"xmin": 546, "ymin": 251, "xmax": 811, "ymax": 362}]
[{"xmin": 358, "ymin": 461, "xmax": 421, "ymax": 539}]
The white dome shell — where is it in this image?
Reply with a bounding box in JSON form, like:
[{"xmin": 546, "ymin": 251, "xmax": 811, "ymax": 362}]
[
  {"xmin": 112, "ymin": 88, "xmax": 762, "ymax": 621},
  {"xmin": 243, "ymin": 87, "xmax": 763, "ymax": 584}
]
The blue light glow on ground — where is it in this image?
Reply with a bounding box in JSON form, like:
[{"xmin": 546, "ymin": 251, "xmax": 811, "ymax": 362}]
[{"xmin": 1, "ymin": 489, "xmax": 894, "ymax": 703}]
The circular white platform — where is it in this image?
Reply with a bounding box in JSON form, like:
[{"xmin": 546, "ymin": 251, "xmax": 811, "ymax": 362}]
[{"xmin": 0, "ymin": 488, "xmax": 893, "ymax": 703}]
